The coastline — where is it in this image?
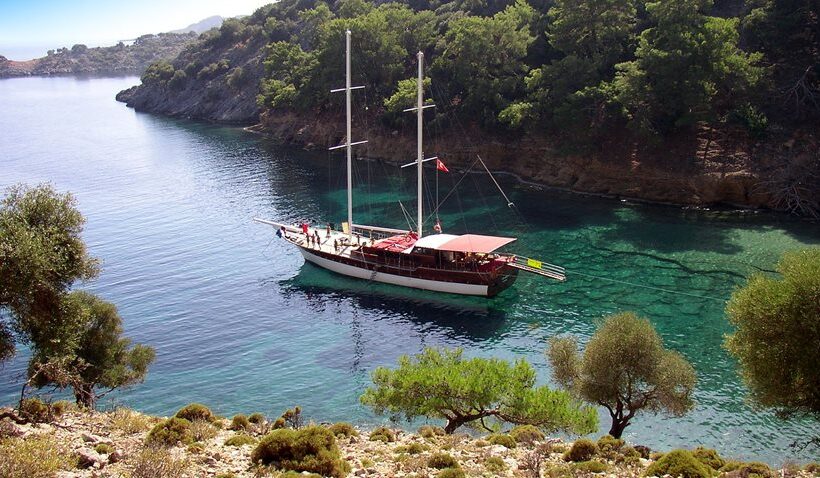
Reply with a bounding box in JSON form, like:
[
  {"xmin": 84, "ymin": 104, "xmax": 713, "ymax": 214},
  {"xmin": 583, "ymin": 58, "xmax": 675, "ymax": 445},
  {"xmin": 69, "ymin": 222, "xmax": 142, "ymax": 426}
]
[{"xmin": 2, "ymin": 405, "xmax": 815, "ymax": 477}]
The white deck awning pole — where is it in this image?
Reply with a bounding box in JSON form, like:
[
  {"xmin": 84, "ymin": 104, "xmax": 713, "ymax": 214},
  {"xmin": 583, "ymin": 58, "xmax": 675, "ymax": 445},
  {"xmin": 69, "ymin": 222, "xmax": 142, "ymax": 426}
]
[
  {"xmin": 345, "ymin": 30, "xmax": 353, "ymax": 240},
  {"xmin": 417, "ymin": 51, "xmax": 424, "ymax": 239}
]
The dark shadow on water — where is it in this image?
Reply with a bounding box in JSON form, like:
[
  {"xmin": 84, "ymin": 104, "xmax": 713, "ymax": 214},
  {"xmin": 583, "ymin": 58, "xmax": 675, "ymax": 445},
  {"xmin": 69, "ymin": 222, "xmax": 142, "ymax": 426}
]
[{"xmin": 275, "ymin": 263, "xmax": 508, "ymax": 343}]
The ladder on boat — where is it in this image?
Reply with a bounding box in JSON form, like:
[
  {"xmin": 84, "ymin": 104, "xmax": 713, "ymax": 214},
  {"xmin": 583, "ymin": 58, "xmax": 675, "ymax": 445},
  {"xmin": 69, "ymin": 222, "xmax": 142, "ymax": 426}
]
[{"xmin": 508, "ymin": 256, "xmax": 567, "ymax": 281}]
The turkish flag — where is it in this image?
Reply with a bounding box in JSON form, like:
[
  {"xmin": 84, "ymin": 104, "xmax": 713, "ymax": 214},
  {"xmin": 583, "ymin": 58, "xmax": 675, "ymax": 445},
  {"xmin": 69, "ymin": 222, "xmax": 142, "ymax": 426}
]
[{"xmin": 436, "ymin": 159, "xmax": 449, "ymax": 173}]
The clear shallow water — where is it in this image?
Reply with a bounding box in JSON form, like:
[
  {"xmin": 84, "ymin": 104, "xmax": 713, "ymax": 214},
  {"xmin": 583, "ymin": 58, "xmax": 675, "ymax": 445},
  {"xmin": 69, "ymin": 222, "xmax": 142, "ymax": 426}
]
[{"xmin": 1, "ymin": 76, "xmax": 818, "ymax": 464}]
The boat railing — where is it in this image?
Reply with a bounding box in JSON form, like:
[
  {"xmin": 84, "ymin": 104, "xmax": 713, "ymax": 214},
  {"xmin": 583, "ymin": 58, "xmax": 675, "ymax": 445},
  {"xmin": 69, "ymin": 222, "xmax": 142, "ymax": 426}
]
[{"xmin": 506, "ymin": 255, "xmax": 566, "ymax": 281}]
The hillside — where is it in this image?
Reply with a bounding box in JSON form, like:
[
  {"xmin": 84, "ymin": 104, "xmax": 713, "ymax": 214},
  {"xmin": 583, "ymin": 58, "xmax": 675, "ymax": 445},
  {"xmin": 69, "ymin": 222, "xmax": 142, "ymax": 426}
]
[
  {"xmin": 115, "ymin": 0, "xmax": 819, "ymax": 216},
  {"xmin": 171, "ymin": 15, "xmax": 225, "ymax": 34},
  {"xmin": 0, "ymin": 33, "xmax": 196, "ymax": 78}
]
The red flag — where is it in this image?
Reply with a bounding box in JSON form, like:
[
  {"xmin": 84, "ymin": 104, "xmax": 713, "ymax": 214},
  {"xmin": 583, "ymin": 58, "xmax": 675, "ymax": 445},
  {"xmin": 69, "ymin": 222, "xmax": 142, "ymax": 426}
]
[{"xmin": 436, "ymin": 159, "xmax": 449, "ymax": 173}]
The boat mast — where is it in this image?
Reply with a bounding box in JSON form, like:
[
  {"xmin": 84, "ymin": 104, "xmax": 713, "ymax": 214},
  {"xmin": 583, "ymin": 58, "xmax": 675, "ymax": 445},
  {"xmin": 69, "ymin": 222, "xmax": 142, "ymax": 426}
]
[
  {"xmin": 329, "ymin": 30, "xmax": 366, "ymax": 240},
  {"xmin": 416, "ymin": 51, "xmax": 424, "ymax": 238},
  {"xmin": 346, "ymin": 30, "xmax": 353, "ymax": 239}
]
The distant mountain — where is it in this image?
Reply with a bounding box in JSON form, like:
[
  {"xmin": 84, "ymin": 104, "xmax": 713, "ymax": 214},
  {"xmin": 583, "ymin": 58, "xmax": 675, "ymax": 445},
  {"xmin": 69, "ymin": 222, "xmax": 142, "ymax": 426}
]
[
  {"xmin": 170, "ymin": 16, "xmax": 224, "ymax": 34},
  {"xmin": 0, "ymin": 33, "xmax": 197, "ymax": 78}
]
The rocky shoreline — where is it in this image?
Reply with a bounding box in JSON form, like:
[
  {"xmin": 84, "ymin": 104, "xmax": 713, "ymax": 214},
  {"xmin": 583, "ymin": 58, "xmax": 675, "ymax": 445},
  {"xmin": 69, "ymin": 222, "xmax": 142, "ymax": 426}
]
[{"xmin": 1, "ymin": 405, "xmax": 816, "ymax": 478}]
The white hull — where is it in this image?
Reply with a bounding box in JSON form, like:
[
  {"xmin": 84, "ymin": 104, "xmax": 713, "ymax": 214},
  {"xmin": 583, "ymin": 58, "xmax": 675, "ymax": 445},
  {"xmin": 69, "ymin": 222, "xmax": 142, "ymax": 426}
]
[{"xmin": 299, "ymin": 248, "xmax": 490, "ymax": 297}]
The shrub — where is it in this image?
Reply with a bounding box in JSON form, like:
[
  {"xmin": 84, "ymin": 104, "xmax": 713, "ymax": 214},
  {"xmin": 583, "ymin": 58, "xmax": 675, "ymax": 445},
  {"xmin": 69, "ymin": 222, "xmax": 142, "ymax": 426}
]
[
  {"xmin": 485, "ymin": 455, "xmax": 506, "ymax": 472},
  {"xmin": 187, "ymin": 442, "xmax": 205, "ymax": 454},
  {"xmin": 369, "ymin": 426, "xmax": 396, "ymax": 443},
  {"xmin": 738, "ymin": 461, "xmax": 773, "ymax": 478},
  {"xmin": 51, "ymin": 400, "xmax": 74, "ymax": 416},
  {"xmin": 215, "ymin": 474, "xmax": 237, "ymax": 478},
  {"xmin": 19, "ymin": 397, "xmax": 51, "ymax": 423},
  {"xmin": 428, "ymin": 452, "xmax": 458, "ymax": 469},
  {"xmin": 145, "ymin": 417, "xmax": 194, "ymax": 447},
  {"xmin": 280, "ymin": 406, "xmax": 303, "ymax": 429},
  {"xmin": 110, "ymin": 407, "xmax": 153, "ymax": 434},
  {"xmin": 805, "ymin": 463, "xmax": 820, "ymax": 475},
  {"xmin": 273, "ymin": 417, "xmax": 286, "ymax": 429},
  {"xmin": 248, "ymin": 413, "xmax": 266, "ymax": 424},
  {"xmin": 597, "ymin": 435, "xmax": 624, "ymax": 456},
  {"xmin": 572, "ymin": 460, "xmax": 609, "ymax": 473},
  {"xmin": 395, "ymin": 442, "xmax": 426, "ymax": 454},
  {"xmin": 438, "ymin": 468, "xmax": 466, "ymax": 478},
  {"xmin": 250, "ymin": 426, "xmax": 350, "ymax": 477},
  {"xmin": 691, "ymin": 446, "xmax": 725, "ymax": 471},
  {"xmin": 510, "ymin": 425, "xmax": 545, "ymax": 445},
  {"xmin": 329, "ymin": 422, "xmax": 358, "ymax": 438},
  {"xmin": 644, "ymin": 449, "xmax": 712, "ymax": 478},
  {"xmin": 634, "ymin": 445, "xmax": 651, "ymax": 459},
  {"xmin": 94, "ymin": 443, "xmax": 114, "ymax": 454},
  {"xmin": 225, "ymin": 434, "xmax": 257, "ymax": 447},
  {"xmin": 175, "ymin": 403, "xmax": 215, "ymax": 423},
  {"xmin": 127, "ymin": 446, "xmax": 190, "ymax": 478},
  {"xmin": 0, "ymin": 434, "xmax": 74, "ymax": 477},
  {"xmin": 618, "ymin": 446, "xmax": 642, "ymax": 465},
  {"xmin": 418, "ymin": 425, "xmax": 445, "ymax": 438},
  {"xmin": 169, "ymin": 70, "xmax": 187, "ymax": 90},
  {"xmin": 564, "ymin": 439, "xmax": 598, "ymax": 462},
  {"xmin": 487, "ymin": 433, "xmax": 516, "ymax": 448},
  {"xmin": 230, "ymin": 414, "xmax": 250, "ymax": 430},
  {"xmin": 190, "ymin": 418, "xmax": 218, "ymax": 441}
]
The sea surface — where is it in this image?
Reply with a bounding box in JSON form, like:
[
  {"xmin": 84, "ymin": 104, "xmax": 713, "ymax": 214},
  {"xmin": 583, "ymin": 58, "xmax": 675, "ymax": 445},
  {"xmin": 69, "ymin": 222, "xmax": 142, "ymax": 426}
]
[{"xmin": 1, "ymin": 76, "xmax": 818, "ymax": 465}]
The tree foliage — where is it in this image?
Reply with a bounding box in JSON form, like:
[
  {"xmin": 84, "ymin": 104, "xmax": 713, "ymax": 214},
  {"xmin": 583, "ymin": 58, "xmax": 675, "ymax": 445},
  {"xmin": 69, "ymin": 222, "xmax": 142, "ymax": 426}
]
[
  {"xmin": 724, "ymin": 247, "xmax": 820, "ymax": 418},
  {"xmin": 0, "ymin": 183, "xmax": 154, "ymax": 408},
  {"xmin": 547, "ymin": 312, "xmax": 696, "ymax": 438},
  {"xmin": 360, "ymin": 347, "xmax": 598, "ymax": 434}
]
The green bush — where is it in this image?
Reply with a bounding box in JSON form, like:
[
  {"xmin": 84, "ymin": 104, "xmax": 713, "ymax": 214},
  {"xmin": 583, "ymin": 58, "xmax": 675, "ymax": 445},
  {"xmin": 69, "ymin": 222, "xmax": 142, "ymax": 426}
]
[
  {"xmin": 94, "ymin": 443, "xmax": 114, "ymax": 454},
  {"xmin": 19, "ymin": 397, "xmax": 51, "ymax": 423},
  {"xmin": 395, "ymin": 442, "xmax": 426, "ymax": 454},
  {"xmin": 250, "ymin": 426, "xmax": 350, "ymax": 477},
  {"xmin": 145, "ymin": 417, "xmax": 194, "ymax": 447},
  {"xmin": 225, "ymin": 434, "xmax": 257, "ymax": 447},
  {"xmin": 691, "ymin": 446, "xmax": 725, "ymax": 471},
  {"xmin": 487, "ymin": 433, "xmax": 516, "ymax": 448},
  {"xmin": 230, "ymin": 414, "xmax": 250, "ymax": 430},
  {"xmin": 618, "ymin": 446, "xmax": 642, "ymax": 465},
  {"xmin": 738, "ymin": 461, "xmax": 773, "ymax": 478},
  {"xmin": 634, "ymin": 445, "xmax": 651, "ymax": 459},
  {"xmin": 175, "ymin": 403, "xmax": 215, "ymax": 423},
  {"xmin": 248, "ymin": 413, "xmax": 266, "ymax": 424},
  {"xmin": 215, "ymin": 473, "xmax": 237, "ymax": 478},
  {"xmin": 438, "ymin": 468, "xmax": 466, "ymax": 478},
  {"xmin": 572, "ymin": 460, "xmax": 609, "ymax": 473},
  {"xmin": 190, "ymin": 418, "xmax": 218, "ymax": 441},
  {"xmin": 0, "ymin": 435, "xmax": 74, "ymax": 477},
  {"xmin": 418, "ymin": 425, "xmax": 445, "ymax": 438},
  {"xmin": 187, "ymin": 442, "xmax": 205, "ymax": 454},
  {"xmin": 597, "ymin": 435, "xmax": 624, "ymax": 456},
  {"xmin": 368, "ymin": 426, "xmax": 396, "ymax": 443},
  {"xmin": 485, "ymin": 455, "xmax": 506, "ymax": 472},
  {"xmin": 329, "ymin": 422, "xmax": 358, "ymax": 438},
  {"xmin": 563, "ymin": 439, "xmax": 598, "ymax": 462},
  {"xmin": 51, "ymin": 400, "xmax": 73, "ymax": 417},
  {"xmin": 805, "ymin": 463, "xmax": 820, "ymax": 475},
  {"xmin": 428, "ymin": 452, "xmax": 458, "ymax": 469},
  {"xmin": 510, "ymin": 425, "xmax": 545, "ymax": 445},
  {"xmin": 644, "ymin": 449, "xmax": 712, "ymax": 478}
]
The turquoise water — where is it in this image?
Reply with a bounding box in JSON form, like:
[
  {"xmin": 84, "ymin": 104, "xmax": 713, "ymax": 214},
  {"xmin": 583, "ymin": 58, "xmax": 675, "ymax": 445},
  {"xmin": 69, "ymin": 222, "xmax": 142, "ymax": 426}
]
[{"xmin": 0, "ymin": 76, "xmax": 818, "ymax": 464}]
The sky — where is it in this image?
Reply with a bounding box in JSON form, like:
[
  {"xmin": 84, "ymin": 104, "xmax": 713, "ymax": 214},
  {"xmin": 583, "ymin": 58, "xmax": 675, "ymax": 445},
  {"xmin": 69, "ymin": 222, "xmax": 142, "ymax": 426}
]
[{"xmin": 0, "ymin": 0, "xmax": 272, "ymax": 60}]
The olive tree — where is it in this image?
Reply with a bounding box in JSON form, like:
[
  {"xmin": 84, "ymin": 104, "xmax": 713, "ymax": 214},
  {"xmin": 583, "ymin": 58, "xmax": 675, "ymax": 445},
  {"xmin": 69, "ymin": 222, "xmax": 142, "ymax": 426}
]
[
  {"xmin": 547, "ymin": 312, "xmax": 696, "ymax": 438},
  {"xmin": 1, "ymin": 183, "xmax": 154, "ymax": 408},
  {"xmin": 360, "ymin": 347, "xmax": 598, "ymax": 435},
  {"xmin": 724, "ymin": 247, "xmax": 820, "ymax": 418}
]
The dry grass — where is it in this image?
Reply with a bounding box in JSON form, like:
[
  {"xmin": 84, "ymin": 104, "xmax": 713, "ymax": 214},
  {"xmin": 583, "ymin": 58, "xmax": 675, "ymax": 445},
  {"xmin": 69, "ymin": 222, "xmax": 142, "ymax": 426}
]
[
  {"xmin": 0, "ymin": 434, "xmax": 75, "ymax": 478},
  {"xmin": 127, "ymin": 446, "xmax": 191, "ymax": 478},
  {"xmin": 109, "ymin": 407, "xmax": 154, "ymax": 434},
  {"xmin": 190, "ymin": 418, "xmax": 218, "ymax": 442}
]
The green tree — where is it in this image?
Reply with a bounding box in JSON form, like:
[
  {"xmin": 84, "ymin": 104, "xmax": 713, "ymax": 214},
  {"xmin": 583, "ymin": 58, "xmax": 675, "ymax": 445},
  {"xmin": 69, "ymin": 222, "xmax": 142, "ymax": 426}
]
[
  {"xmin": 29, "ymin": 291, "xmax": 156, "ymax": 408},
  {"xmin": 610, "ymin": 0, "xmax": 763, "ymax": 134},
  {"xmin": 360, "ymin": 347, "xmax": 598, "ymax": 434},
  {"xmin": 0, "ymin": 184, "xmax": 154, "ymax": 408},
  {"xmin": 0, "ymin": 183, "xmax": 99, "ymax": 361},
  {"xmin": 432, "ymin": 0, "xmax": 536, "ymax": 124},
  {"xmin": 547, "ymin": 312, "xmax": 697, "ymax": 438},
  {"xmin": 724, "ymin": 247, "xmax": 820, "ymax": 418}
]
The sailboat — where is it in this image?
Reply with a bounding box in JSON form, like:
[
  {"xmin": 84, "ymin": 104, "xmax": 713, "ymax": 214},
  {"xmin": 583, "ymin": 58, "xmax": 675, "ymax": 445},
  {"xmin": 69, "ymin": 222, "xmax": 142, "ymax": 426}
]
[{"xmin": 254, "ymin": 31, "xmax": 565, "ymax": 297}]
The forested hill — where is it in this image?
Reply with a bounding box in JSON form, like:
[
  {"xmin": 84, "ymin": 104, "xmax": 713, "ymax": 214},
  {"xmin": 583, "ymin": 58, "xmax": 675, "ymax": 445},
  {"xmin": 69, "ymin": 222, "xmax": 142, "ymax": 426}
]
[
  {"xmin": 0, "ymin": 33, "xmax": 196, "ymax": 78},
  {"xmin": 117, "ymin": 0, "xmax": 819, "ymax": 216}
]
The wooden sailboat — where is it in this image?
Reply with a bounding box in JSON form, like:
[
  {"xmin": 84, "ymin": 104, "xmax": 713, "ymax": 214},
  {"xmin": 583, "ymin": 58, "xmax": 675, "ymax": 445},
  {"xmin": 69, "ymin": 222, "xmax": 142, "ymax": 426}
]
[{"xmin": 255, "ymin": 30, "xmax": 565, "ymax": 297}]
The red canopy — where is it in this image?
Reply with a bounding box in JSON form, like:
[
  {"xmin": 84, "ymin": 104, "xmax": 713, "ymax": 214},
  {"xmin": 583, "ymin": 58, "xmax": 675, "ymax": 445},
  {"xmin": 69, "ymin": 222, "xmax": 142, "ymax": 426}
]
[{"xmin": 436, "ymin": 234, "xmax": 516, "ymax": 253}]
